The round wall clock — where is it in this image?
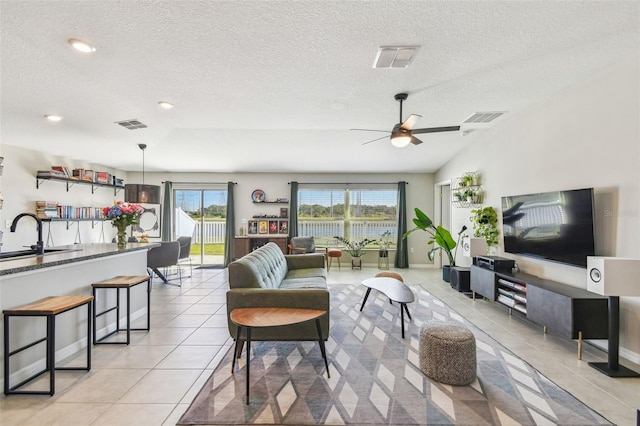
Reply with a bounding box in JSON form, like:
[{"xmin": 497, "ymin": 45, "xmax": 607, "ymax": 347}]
[{"xmin": 252, "ymin": 189, "xmax": 265, "ymax": 202}]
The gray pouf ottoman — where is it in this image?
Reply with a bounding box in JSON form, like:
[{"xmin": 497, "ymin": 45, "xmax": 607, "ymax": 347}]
[{"xmin": 419, "ymin": 321, "xmax": 477, "ymax": 385}]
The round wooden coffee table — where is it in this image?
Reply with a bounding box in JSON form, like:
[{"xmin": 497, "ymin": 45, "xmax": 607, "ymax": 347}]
[
  {"xmin": 361, "ymin": 277, "xmax": 415, "ymax": 338},
  {"xmin": 230, "ymin": 307, "xmax": 330, "ymax": 404}
]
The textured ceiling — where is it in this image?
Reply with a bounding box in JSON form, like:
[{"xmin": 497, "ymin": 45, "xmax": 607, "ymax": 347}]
[{"xmin": 1, "ymin": 1, "xmax": 638, "ymax": 173}]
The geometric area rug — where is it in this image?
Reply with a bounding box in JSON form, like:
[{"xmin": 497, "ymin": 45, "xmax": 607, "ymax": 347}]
[{"xmin": 178, "ymin": 283, "xmax": 611, "ymax": 425}]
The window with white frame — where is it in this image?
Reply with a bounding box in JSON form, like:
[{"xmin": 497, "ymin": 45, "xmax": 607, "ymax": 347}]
[{"xmin": 297, "ymin": 186, "xmax": 398, "ymax": 246}]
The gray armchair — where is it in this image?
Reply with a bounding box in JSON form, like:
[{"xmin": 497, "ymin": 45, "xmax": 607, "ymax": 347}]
[
  {"xmin": 147, "ymin": 241, "xmax": 181, "ymax": 286},
  {"xmin": 288, "ymin": 236, "xmax": 316, "ymax": 254}
]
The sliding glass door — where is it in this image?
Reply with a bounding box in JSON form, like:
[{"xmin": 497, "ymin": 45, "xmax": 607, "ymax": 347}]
[{"xmin": 174, "ymin": 188, "xmax": 227, "ymax": 266}]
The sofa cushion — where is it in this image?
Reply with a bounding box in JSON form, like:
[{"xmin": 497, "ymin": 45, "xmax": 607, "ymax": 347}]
[
  {"xmin": 228, "ymin": 242, "xmax": 288, "ymax": 288},
  {"xmin": 285, "ymin": 267, "xmax": 327, "ymax": 280},
  {"xmin": 280, "ymin": 277, "xmax": 328, "ymax": 289}
]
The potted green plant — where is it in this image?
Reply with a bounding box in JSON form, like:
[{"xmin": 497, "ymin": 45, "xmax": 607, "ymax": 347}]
[
  {"xmin": 460, "ymin": 173, "xmax": 475, "ymax": 187},
  {"xmin": 334, "ymin": 236, "xmax": 376, "ymax": 269},
  {"xmin": 379, "ymin": 231, "xmax": 393, "ymax": 253},
  {"xmin": 470, "ymin": 206, "xmax": 500, "ymax": 248},
  {"xmin": 403, "ymin": 208, "xmax": 467, "ymax": 282}
]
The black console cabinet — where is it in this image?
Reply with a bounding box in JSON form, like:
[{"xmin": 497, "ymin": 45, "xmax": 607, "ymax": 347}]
[{"xmin": 470, "ymin": 265, "xmax": 609, "ymax": 356}]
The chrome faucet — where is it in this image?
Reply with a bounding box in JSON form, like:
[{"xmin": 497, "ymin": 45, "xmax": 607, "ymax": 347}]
[{"xmin": 10, "ymin": 213, "xmax": 44, "ymax": 255}]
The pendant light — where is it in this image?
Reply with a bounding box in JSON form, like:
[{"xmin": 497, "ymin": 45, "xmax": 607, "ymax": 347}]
[{"xmin": 124, "ymin": 144, "xmax": 161, "ymax": 204}]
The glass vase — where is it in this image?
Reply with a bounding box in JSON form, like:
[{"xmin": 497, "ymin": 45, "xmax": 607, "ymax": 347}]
[{"xmin": 116, "ymin": 226, "xmax": 127, "ymax": 249}]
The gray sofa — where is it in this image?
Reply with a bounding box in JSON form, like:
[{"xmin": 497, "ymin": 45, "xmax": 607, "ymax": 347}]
[{"xmin": 226, "ymin": 242, "xmax": 329, "ymax": 341}]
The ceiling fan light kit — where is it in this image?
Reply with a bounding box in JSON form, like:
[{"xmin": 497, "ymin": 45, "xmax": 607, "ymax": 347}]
[
  {"xmin": 390, "ymin": 133, "xmax": 411, "ymax": 148},
  {"xmin": 356, "ymin": 93, "xmax": 460, "ymax": 147}
]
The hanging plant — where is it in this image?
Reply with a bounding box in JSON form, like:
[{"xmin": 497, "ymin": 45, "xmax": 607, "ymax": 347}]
[{"xmin": 470, "ymin": 206, "xmax": 499, "ymax": 247}]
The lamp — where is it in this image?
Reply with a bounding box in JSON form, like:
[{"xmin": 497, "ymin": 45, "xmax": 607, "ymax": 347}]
[
  {"xmin": 390, "ymin": 133, "xmax": 411, "ymax": 148},
  {"xmin": 586, "ymin": 256, "xmax": 640, "ymax": 377},
  {"xmin": 124, "ymin": 144, "xmax": 161, "ymax": 204}
]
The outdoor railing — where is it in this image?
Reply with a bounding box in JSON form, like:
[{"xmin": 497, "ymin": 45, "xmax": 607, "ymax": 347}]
[
  {"xmin": 194, "ymin": 221, "xmax": 226, "ymax": 244},
  {"xmin": 298, "ymin": 220, "xmax": 397, "ymax": 245},
  {"xmin": 192, "ymin": 220, "xmax": 397, "ymax": 245}
]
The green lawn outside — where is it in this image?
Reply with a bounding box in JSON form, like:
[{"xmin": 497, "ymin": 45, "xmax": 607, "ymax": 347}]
[{"xmin": 189, "ymin": 243, "xmax": 225, "ymax": 255}]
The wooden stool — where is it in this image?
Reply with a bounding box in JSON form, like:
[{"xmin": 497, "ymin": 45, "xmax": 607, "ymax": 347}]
[
  {"xmin": 4, "ymin": 295, "xmax": 93, "ymax": 396},
  {"xmin": 326, "ymin": 249, "xmax": 342, "ymax": 271},
  {"xmin": 92, "ymin": 275, "xmax": 151, "ymax": 345}
]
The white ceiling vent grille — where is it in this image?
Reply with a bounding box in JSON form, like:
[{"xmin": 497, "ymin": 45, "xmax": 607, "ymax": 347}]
[
  {"xmin": 115, "ymin": 119, "xmax": 147, "ymax": 130},
  {"xmin": 463, "ymin": 112, "xmax": 506, "ymax": 124},
  {"xmin": 373, "ymin": 46, "xmax": 420, "ymax": 69}
]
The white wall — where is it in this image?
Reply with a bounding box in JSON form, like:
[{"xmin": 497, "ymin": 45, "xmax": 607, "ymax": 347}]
[
  {"xmin": 436, "ymin": 56, "xmax": 640, "ymax": 361},
  {"xmin": 0, "ymin": 145, "xmax": 128, "ymax": 250}
]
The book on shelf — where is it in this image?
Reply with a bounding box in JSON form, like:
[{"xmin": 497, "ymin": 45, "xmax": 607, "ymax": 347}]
[
  {"xmin": 82, "ymin": 169, "xmax": 94, "ymax": 182},
  {"xmin": 72, "ymin": 168, "xmax": 84, "ymax": 179},
  {"xmin": 51, "ymin": 166, "xmax": 71, "ymax": 178},
  {"xmin": 95, "ymin": 171, "xmax": 110, "ymax": 184},
  {"xmin": 497, "ymin": 294, "xmax": 516, "ymax": 308},
  {"xmin": 36, "ymin": 200, "xmax": 60, "ymax": 218},
  {"xmin": 37, "ymin": 169, "xmax": 65, "ymax": 178}
]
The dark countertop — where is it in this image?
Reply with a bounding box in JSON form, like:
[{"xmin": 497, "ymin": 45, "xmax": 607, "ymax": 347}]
[{"xmin": 0, "ymin": 243, "xmax": 159, "ymax": 276}]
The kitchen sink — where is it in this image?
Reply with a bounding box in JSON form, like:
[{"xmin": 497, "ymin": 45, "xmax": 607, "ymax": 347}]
[{"xmin": 0, "ymin": 248, "xmax": 77, "ymax": 260}]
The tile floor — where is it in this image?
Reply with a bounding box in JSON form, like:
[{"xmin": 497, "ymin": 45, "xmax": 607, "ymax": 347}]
[{"xmin": 1, "ymin": 266, "xmax": 638, "ymax": 425}]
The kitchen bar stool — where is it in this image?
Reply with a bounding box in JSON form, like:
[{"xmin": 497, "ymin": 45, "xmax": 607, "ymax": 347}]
[
  {"xmin": 4, "ymin": 295, "xmax": 93, "ymax": 396},
  {"xmin": 92, "ymin": 275, "xmax": 151, "ymax": 345}
]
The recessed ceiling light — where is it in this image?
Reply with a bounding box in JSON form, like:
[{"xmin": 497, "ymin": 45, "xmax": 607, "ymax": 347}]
[
  {"xmin": 44, "ymin": 114, "xmax": 63, "ymax": 122},
  {"xmin": 158, "ymin": 101, "xmax": 174, "ymax": 109},
  {"xmin": 68, "ymin": 38, "xmax": 96, "ymax": 53}
]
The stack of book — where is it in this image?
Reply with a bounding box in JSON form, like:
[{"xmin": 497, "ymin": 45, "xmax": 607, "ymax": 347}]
[
  {"xmin": 36, "ymin": 201, "xmax": 60, "ymax": 219},
  {"xmin": 37, "ymin": 168, "xmax": 66, "ymax": 179},
  {"xmin": 71, "ymin": 168, "xmax": 95, "ymax": 182}
]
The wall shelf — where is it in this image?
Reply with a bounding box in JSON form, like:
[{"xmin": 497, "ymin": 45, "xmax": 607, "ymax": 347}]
[
  {"xmin": 451, "ymin": 172, "xmax": 483, "ymax": 208},
  {"xmin": 36, "ymin": 175, "xmax": 123, "ymax": 195}
]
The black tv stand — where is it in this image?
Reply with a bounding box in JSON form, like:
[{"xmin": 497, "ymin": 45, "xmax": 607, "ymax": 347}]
[{"xmin": 470, "ymin": 266, "xmax": 609, "ymax": 359}]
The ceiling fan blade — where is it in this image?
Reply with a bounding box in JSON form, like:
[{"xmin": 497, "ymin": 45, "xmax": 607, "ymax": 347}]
[
  {"xmin": 410, "ymin": 135, "xmax": 423, "ymax": 145},
  {"xmin": 350, "ymin": 128, "xmax": 391, "ymax": 133},
  {"xmin": 401, "ymin": 114, "xmax": 422, "ymax": 131},
  {"xmin": 361, "ymin": 134, "xmax": 391, "ymax": 145},
  {"xmin": 411, "ymin": 125, "xmax": 461, "ymax": 134}
]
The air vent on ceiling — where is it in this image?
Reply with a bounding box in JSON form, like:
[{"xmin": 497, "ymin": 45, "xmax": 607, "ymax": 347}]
[
  {"xmin": 373, "ymin": 46, "xmax": 420, "ymax": 69},
  {"xmin": 115, "ymin": 119, "xmax": 147, "ymax": 130},
  {"xmin": 463, "ymin": 112, "xmax": 506, "ymax": 124}
]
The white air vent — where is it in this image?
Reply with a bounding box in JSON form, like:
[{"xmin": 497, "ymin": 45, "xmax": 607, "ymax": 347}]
[
  {"xmin": 115, "ymin": 119, "xmax": 147, "ymax": 130},
  {"xmin": 463, "ymin": 112, "xmax": 506, "ymax": 124},
  {"xmin": 373, "ymin": 46, "xmax": 419, "ymax": 69}
]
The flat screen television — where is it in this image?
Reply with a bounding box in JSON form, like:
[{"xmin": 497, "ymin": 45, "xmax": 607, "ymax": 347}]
[{"xmin": 501, "ymin": 188, "xmax": 595, "ymax": 268}]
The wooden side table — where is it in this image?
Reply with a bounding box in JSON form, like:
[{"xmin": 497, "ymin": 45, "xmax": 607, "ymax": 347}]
[{"xmin": 230, "ymin": 307, "xmax": 329, "ymax": 405}]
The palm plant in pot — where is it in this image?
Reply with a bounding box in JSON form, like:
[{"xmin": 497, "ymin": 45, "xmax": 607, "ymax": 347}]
[
  {"xmin": 403, "ymin": 207, "xmax": 467, "ymax": 282},
  {"xmin": 334, "ymin": 236, "xmax": 376, "ymax": 269}
]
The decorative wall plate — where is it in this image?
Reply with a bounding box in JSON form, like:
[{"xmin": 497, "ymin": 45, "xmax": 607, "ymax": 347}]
[{"xmin": 252, "ymin": 189, "xmax": 265, "ymax": 202}]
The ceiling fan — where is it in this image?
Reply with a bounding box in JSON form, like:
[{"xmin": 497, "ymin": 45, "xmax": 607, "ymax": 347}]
[{"xmin": 353, "ymin": 93, "xmax": 460, "ymax": 147}]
